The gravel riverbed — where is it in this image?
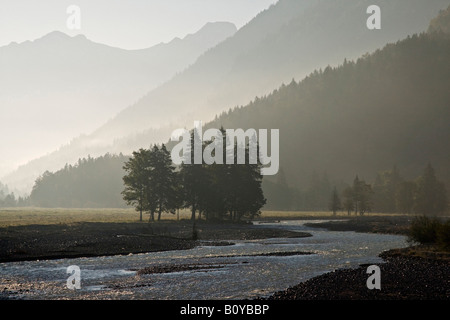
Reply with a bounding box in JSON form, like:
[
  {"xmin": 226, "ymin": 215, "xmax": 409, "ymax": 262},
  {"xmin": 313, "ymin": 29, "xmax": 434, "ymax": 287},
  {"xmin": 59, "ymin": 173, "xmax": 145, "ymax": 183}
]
[
  {"xmin": 261, "ymin": 216, "xmax": 450, "ymax": 300},
  {"xmin": 263, "ymin": 252, "xmax": 449, "ymax": 300}
]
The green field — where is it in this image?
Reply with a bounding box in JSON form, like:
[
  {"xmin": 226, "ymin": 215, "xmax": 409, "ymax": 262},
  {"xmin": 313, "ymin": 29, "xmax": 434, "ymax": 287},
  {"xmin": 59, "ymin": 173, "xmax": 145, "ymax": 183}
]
[{"xmin": 0, "ymin": 207, "xmax": 408, "ymax": 227}]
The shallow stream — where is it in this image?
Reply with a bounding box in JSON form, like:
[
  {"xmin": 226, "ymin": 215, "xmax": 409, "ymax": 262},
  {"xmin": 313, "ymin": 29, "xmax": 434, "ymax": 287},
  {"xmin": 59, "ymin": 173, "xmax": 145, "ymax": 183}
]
[{"xmin": 0, "ymin": 220, "xmax": 408, "ymax": 300}]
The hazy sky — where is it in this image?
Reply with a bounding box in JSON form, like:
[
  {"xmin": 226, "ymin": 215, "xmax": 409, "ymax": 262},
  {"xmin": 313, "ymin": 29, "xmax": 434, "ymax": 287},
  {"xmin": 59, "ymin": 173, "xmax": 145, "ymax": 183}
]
[
  {"xmin": 0, "ymin": 0, "xmax": 279, "ymax": 49},
  {"xmin": 0, "ymin": 0, "xmax": 279, "ymax": 179}
]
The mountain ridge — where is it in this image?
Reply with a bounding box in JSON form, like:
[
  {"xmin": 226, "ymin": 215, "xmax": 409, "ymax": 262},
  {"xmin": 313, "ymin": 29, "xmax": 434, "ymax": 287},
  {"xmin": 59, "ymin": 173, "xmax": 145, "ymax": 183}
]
[
  {"xmin": 3, "ymin": 0, "xmax": 450, "ymax": 194},
  {"xmin": 95, "ymin": 0, "xmax": 450, "ymax": 141},
  {"xmin": 0, "ymin": 21, "xmax": 237, "ymax": 182}
]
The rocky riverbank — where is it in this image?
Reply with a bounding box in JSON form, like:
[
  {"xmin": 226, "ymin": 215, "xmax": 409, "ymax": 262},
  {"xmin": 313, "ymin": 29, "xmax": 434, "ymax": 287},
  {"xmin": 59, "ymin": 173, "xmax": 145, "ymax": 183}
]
[
  {"xmin": 261, "ymin": 216, "xmax": 450, "ymax": 300},
  {"xmin": 263, "ymin": 250, "xmax": 449, "ymax": 300},
  {"xmin": 0, "ymin": 220, "xmax": 311, "ymax": 263},
  {"xmin": 303, "ymin": 215, "xmax": 414, "ymax": 235}
]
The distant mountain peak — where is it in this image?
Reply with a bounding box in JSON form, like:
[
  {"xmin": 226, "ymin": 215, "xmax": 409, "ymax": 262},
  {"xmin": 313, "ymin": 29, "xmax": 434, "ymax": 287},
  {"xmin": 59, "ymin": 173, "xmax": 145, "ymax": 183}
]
[
  {"xmin": 184, "ymin": 22, "xmax": 236, "ymax": 38},
  {"xmin": 73, "ymin": 34, "xmax": 88, "ymax": 40},
  {"xmin": 38, "ymin": 30, "xmax": 72, "ymax": 41},
  {"xmin": 28, "ymin": 31, "xmax": 94, "ymax": 47},
  {"xmin": 200, "ymin": 21, "xmax": 236, "ymax": 30}
]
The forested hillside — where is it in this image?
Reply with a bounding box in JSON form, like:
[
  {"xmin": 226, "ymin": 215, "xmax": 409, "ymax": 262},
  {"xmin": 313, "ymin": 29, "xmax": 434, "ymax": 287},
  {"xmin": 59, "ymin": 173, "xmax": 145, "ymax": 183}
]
[
  {"xmin": 204, "ymin": 30, "xmax": 450, "ymax": 209},
  {"xmin": 98, "ymin": 0, "xmax": 448, "ymax": 140},
  {"xmin": 29, "ymin": 154, "xmax": 129, "ymax": 208}
]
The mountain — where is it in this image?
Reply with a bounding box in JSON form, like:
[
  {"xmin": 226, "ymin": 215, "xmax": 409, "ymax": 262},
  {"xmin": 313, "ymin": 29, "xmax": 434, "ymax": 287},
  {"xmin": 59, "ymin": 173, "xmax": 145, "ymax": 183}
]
[
  {"xmin": 18, "ymin": 5, "xmax": 450, "ymax": 210},
  {"xmin": 94, "ymin": 0, "xmax": 449, "ymax": 139},
  {"xmin": 203, "ymin": 30, "xmax": 450, "ymax": 203},
  {"xmin": 3, "ymin": 0, "xmax": 450, "ymax": 194},
  {"xmin": 0, "ymin": 22, "xmax": 237, "ymax": 178}
]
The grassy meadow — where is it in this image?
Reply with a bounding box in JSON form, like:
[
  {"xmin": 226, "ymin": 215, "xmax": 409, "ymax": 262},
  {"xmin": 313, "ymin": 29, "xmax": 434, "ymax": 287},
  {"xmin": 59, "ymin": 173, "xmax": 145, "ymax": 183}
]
[{"xmin": 0, "ymin": 207, "xmax": 408, "ymax": 228}]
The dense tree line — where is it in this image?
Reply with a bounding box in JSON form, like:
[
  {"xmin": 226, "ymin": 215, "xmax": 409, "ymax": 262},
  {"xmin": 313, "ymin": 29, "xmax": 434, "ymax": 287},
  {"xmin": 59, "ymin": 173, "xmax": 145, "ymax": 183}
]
[
  {"xmin": 122, "ymin": 131, "xmax": 266, "ymax": 222},
  {"xmin": 29, "ymin": 153, "xmax": 129, "ymax": 208},
  {"xmin": 368, "ymin": 163, "xmax": 448, "ymax": 215},
  {"xmin": 263, "ymin": 163, "xmax": 448, "ymax": 216},
  {"xmin": 24, "ymin": 149, "xmax": 447, "ymax": 216},
  {"xmin": 329, "ymin": 164, "xmax": 448, "ymax": 216}
]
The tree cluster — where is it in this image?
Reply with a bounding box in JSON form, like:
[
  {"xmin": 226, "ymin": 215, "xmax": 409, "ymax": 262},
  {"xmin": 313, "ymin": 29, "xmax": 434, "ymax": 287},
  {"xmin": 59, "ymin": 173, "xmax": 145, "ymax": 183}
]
[
  {"xmin": 122, "ymin": 145, "xmax": 180, "ymax": 222},
  {"xmin": 340, "ymin": 176, "xmax": 373, "ymax": 216},
  {"xmin": 371, "ymin": 164, "xmax": 448, "ymax": 215},
  {"xmin": 330, "ymin": 164, "xmax": 448, "ymax": 216},
  {"xmin": 122, "ymin": 131, "xmax": 266, "ymax": 222}
]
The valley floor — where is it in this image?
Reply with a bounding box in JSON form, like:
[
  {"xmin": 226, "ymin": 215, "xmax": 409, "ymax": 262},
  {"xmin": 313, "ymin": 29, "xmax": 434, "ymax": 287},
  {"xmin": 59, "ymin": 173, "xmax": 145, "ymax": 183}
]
[{"xmin": 1, "ymin": 212, "xmax": 448, "ymax": 300}]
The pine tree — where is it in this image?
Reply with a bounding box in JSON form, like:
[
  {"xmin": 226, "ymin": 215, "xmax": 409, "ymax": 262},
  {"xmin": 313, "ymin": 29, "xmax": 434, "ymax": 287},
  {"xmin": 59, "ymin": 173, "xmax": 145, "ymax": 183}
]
[
  {"xmin": 396, "ymin": 181, "xmax": 416, "ymax": 214},
  {"xmin": 151, "ymin": 144, "xmax": 178, "ymax": 221},
  {"xmin": 330, "ymin": 187, "xmax": 342, "ymax": 216},
  {"xmin": 229, "ymin": 143, "xmax": 266, "ymax": 221},
  {"xmin": 350, "ymin": 175, "xmax": 373, "ymax": 215},
  {"xmin": 352, "ymin": 176, "xmax": 362, "ymax": 215},
  {"xmin": 414, "ymin": 163, "xmax": 448, "ymax": 215},
  {"xmin": 342, "ymin": 186, "xmax": 355, "ymax": 216},
  {"xmin": 122, "ymin": 149, "xmax": 150, "ymax": 221},
  {"xmin": 123, "ymin": 145, "xmax": 179, "ymax": 221},
  {"xmin": 372, "ymin": 165, "xmax": 403, "ymax": 213},
  {"xmin": 180, "ymin": 131, "xmax": 209, "ymax": 221}
]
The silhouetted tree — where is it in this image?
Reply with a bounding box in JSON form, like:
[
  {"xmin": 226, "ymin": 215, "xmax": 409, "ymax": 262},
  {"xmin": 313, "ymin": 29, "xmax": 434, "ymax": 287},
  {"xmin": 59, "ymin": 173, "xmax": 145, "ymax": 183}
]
[
  {"xmin": 329, "ymin": 187, "xmax": 342, "ymax": 216},
  {"xmin": 396, "ymin": 181, "xmax": 416, "ymax": 214},
  {"xmin": 342, "ymin": 186, "xmax": 354, "ymax": 216},
  {"xmin": 372, "ymin": 165, "xmax": 403, "ymax": 213},
  {"xmin": 123, "ymin": 145, "xmax": 178, "ymax": 222},
  {"xmin": 179, "ymin": 128, "xmax": 265, "ymax": 222},
  {"xmin": 414, "ymin": 163, "xmax": 448, "ymax": 215},
  {"xmin": 345, "ymin": 176, "xmax": 373, "ymax": 216},
  {"xmin": 122, "ymin": 149, "xmax": 150, "ymax": 221},
  {"xmin": 151, "ymin": 144, "xmax": 178, "ymax": 221},
  {"xmin": 180, "ymin": 130, "xmax": 209, "ymax": 221}
]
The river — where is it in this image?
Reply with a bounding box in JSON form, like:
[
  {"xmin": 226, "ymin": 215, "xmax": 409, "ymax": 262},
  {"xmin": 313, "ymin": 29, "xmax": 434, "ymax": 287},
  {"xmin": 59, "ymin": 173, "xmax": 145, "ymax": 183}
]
[{"xmin": 0, "ymin": 220, "xmax": 408, "ymax": 300}]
